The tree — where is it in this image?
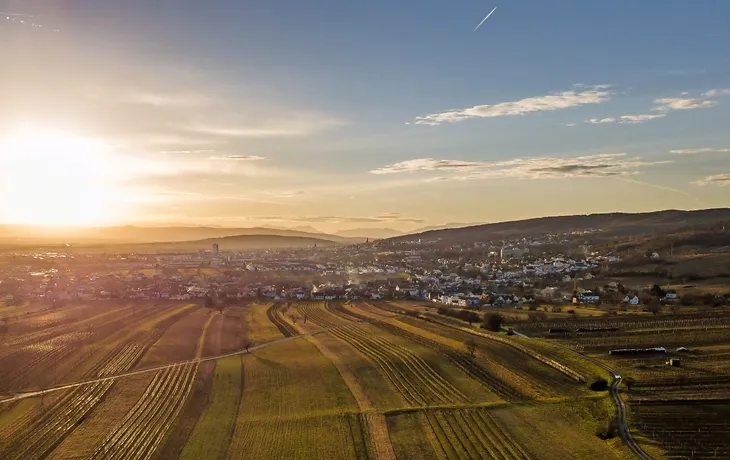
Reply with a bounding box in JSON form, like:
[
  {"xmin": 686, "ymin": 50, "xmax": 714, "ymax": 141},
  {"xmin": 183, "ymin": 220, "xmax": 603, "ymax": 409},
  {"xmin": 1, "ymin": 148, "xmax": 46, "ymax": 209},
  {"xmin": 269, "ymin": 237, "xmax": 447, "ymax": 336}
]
[
  {"xmin": 623, "ymin": 377, "xmax": 636, "ymax": 391},
  {"xmin": 244, "ymin": 340, "xmax": 254, "ymax": 353},
  {"xmin": 680, "ymin": 293, "xmax": 697, "ymax": 306},
  {"xmin": 647, "ymin": 298, "xmax": 661, "ymax": 315},
  {"xmin": 464, "ymin": 338, "xmax": 477, "ymax": 358},
  {"xmin": 483, "ymin": 314, "xmax": 504, "ymax": 332},
  {"xmin": 204, "ymin": 295, "xmax": 215, "ymax": 309},
  {"xmin": 650, "ymin": 284, "xmax": 666, "ymax": 298}
]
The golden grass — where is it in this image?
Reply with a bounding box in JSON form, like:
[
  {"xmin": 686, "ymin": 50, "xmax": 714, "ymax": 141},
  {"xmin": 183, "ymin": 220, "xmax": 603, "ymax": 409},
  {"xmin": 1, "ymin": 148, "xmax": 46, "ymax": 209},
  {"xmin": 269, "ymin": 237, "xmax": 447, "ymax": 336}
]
[
  {"xmin": 489, "ymin": 399, "xmax": 630, "ymax": 460},
  {"xmin": 227, "ymin": 337, "xmax": 360, "ymax": 459},
  {"xmin": 179, "ymin": 357, "xmax": 243, "ymax": 460},
  {"xmin": 386, "ymin": 412, "xmax": 441, "ymax": 460},
  {"xmin": 314, "ymin": 332, "xmax": 406, "ymax": 411},
  {"xmin": 46, "ymin": 373, "xmax": 155, "ymax": 460},
  {"xmin": 242, "ymin": 303, "xmax": 283, "ymax": 343},
  {"xmin": 0, "ymin": 398, "xmax": 40, "ymax": 434}
]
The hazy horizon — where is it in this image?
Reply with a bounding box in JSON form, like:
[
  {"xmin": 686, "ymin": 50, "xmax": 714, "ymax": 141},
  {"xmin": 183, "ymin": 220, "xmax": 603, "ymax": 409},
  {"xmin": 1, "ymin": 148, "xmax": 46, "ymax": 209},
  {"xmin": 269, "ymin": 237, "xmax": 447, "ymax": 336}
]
[{"xmin": 2, "ymin": 0, "xmax": 730, "ymax": 232}]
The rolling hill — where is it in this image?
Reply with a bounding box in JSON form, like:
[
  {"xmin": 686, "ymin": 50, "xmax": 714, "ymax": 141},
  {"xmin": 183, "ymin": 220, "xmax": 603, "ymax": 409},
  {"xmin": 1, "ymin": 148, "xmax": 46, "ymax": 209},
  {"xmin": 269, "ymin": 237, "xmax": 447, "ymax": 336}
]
[
  {"xmin": 0, "ymin": 234, "xmax": 340, "ymax": 253},
  {"xmin": 0, "ymin": 225, "xmax": 359, "ymax": 245},
  {"xmin": 386, "ymin": 209, "xmax": 730, "ymax": 244}
]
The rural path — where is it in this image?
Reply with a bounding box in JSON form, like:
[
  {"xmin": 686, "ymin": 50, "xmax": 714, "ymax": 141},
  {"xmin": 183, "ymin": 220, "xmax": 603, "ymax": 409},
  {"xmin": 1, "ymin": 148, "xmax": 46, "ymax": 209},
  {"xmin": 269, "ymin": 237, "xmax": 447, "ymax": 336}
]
[
  {"xmin": 0, "ymin": 325, "xmax": 336, "ymax": 405},
  {"xmin": 510, "ymin": 328, "xmax": 652, "ymax": 460}
]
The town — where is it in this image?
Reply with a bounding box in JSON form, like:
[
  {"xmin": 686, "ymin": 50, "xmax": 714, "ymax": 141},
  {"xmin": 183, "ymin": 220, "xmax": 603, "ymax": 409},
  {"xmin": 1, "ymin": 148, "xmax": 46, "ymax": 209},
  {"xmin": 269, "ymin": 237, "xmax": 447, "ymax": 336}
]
[{"xmin": 1, "ymin": 232, "xmax": 700, "ymax": 311}]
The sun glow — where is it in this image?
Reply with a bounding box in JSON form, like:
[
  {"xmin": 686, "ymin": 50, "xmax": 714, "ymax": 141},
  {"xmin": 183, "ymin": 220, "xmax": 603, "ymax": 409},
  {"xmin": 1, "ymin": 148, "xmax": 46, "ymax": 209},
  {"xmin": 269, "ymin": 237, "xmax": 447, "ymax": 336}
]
[{"xmin": 0, "ymin": 125, "xmax": 125, "ymax": 226}]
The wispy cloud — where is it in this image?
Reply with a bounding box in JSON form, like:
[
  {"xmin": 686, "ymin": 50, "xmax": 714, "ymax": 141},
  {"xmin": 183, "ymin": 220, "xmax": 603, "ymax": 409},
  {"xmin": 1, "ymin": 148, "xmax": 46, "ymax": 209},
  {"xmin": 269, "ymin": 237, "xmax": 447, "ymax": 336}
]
[
  {"xmin": 583, "ymin": 88, "xmax": 729, "ymax": 126},
  {"xmin": 207, "ymin": 155, "xmax": 266, "ymax": 161},
  {"xmin": 412, "ymin": 85, "xmax": 613, "ymax": 126},
  {"xmin": 693, "ymin": 174, "xmax": 730, "ymax": 186},
  {"xmin": 585, "ymin": 113, "xmax": 666, "ymax": 124},
  {"xmin": 158, "ymin": 149, "xmax": 216, "ymax": 155},
  {"xmin": 371, "ymin": 153, "xmax": 667, "ymax": 180},
  {"xmin": 703, "ymin": 89, "xmax": 730, "ymax": 97},
  {"xmin": 125, "ymin": 92, "xmax": 212, "ymax": 107},
  {"xmin": 187, "ymin": 115, "xmax": 343, "ymax": 138},
  {"xmin": 371, "ymin": 158, "xmax": 486, "ymax": 174},
  {"xmin": 654, "ymin": 97, "xmax": 717, "ymax": 111},
  {"xmin": 670, "ymin": 148, "xmax": 730, "ymax": 154},
  {"xmin": 261, "ymin": 190, "xmax": 305, "ymax": 199}
]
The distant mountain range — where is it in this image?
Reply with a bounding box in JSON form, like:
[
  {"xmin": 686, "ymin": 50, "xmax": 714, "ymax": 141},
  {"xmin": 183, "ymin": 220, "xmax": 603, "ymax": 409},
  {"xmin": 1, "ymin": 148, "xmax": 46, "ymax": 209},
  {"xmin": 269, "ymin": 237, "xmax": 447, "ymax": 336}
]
[
  {"xmin": 0, "ymin": 225, "xmax": 358, "ymax": 245},
  {"xmin": 4, "ymin": 209, "xmax": 726, "ymax": 251},
  {"xmin": 0, "ymin": 224, "xmax": 426, "ymax": 244}
]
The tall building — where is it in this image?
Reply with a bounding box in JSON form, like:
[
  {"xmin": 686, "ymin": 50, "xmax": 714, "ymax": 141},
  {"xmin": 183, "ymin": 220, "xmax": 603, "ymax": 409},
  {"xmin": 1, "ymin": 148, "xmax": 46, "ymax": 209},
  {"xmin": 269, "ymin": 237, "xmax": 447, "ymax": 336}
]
[{"xmin": 212, "ymin": 243, "xmax": 219, "ymax": 255}]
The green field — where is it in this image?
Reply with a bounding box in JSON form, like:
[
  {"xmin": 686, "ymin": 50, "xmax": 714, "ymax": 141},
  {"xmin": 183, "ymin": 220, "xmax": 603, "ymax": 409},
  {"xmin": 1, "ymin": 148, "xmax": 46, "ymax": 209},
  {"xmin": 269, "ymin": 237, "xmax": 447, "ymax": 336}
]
[{"xmin": 1, "ymin": 300, "xmax": 694, "ymax": 459}]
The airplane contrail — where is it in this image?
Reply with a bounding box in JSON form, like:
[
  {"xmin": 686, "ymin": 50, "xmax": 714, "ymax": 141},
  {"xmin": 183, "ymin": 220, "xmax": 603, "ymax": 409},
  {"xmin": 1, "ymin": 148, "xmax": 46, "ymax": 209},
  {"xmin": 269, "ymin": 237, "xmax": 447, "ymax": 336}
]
[
  {"xmin": 473, "ymin": 6, "xmax": 498, "ymax": 33},
  {"xmin": 616, "ymin": 177, "xmax": 706, "ymax": 205},
  {"xmin": 0, "ymin": 12, "xmax": 35, "ymax": 17}
]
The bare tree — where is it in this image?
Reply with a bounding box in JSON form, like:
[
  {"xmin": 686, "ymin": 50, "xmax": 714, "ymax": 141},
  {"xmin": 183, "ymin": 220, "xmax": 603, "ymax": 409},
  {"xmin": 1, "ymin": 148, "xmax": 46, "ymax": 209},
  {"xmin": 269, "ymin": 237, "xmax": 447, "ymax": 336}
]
[{"xmin": 243, "ymin": 340, "xmax": 254, "ymax": 353}]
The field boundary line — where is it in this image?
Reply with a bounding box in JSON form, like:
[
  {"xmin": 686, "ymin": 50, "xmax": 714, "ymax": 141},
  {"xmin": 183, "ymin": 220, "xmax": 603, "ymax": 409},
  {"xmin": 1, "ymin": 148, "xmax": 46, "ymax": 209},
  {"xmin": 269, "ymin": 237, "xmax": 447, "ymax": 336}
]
[
  {"xmin": 1, "ymin": 326, "xmax": 336, "ymax": 404},
  {"xmin": 297, "ymin": 313, "xmax": 398, "ymax": 460}
]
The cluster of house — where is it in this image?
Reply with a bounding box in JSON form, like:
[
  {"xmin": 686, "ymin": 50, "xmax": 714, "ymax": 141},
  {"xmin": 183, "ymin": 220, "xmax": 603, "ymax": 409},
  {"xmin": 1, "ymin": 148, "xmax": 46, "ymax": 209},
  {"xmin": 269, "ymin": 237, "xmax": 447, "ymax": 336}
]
[{"xmin": 0, "ymin": 240, "xmax": 633, "ymax": 307}]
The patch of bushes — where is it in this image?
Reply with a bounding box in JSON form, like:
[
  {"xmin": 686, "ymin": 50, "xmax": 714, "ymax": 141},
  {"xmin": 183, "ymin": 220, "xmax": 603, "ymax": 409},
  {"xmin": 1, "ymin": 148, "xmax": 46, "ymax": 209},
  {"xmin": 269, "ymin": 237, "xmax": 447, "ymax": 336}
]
[
  {"xmin": 437, "ymin": 307, "xmax": 480, "ymax": 324},
  {"xmin": 589, "ymin": 378, "xmax": 609, "ymax": 392},
  {"xmin": 482, "ymin": 313, "xmax": 504, "ymax": 332}
]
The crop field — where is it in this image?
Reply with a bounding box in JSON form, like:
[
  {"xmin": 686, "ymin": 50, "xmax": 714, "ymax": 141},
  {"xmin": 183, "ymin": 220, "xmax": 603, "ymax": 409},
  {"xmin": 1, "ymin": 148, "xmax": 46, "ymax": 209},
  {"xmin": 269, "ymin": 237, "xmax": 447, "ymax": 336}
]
[
  {"xmin": 499, "ymin": 305, "xmax": 730, "ymax": 459},
  {"xmin": 1, "ymin": 300, "xmax": 689, "ymax": 459},
  {"xmin": 631, "ymin": 402, "xmax": 730, "ymax": 459}
]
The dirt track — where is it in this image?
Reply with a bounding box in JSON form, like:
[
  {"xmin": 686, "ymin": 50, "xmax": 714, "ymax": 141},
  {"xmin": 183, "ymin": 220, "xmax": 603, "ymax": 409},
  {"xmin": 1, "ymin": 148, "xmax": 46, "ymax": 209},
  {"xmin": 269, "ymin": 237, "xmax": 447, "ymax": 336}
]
[{"xmin": 0, "ymin": 326, "xmax": 334, "ymax": 405}]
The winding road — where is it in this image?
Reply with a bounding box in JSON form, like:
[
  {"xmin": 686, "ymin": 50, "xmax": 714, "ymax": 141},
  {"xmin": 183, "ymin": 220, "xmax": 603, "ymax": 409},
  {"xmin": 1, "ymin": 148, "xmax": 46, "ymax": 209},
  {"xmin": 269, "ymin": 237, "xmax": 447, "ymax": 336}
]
[
  {"xmin": 510, "ymin": 328, "xmax": 652, "ymax": 460},
  {"xmin": 0, "ymin": 325, "xmax": 335, "ymax": 405}
]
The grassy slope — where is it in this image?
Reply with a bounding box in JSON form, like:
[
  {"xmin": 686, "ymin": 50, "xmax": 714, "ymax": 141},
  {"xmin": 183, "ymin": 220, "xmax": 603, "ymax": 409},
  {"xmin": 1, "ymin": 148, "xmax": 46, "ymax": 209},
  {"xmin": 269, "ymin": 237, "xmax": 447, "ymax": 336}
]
[
  {"xmin": 227, "ymin": 338, "xmax": 360, "ymax": 460},
  {"xmin": 490, "ymin": 399, "xmax": 630, "ymax": 460},
  {"xmin": 315, "ymin": 332, "xmax": 405, "ymax": 411},
  {"xmin": 46, "ymin": 305, "xmax": 207, "ymax": 459},
  {"xmin": 242, "ymin": 303, "xmax": 282, "ymax": 344},
  {"xmin": 180, "ymin": 356, "xmax": 243, "ymax": 460},
  {"xmin": 386, "ymin": 412, "xmax": 441, "ymax": 460}
]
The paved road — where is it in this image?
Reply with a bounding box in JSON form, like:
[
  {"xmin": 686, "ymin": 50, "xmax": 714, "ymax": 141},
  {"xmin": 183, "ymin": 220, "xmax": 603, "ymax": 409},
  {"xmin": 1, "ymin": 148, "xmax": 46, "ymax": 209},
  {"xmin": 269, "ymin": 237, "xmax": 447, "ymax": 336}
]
[
  {"xmin": 510, "ymin": 328, "xmax": 651, "ymax": 460},
  {"xmin": 0, "ymin": 326, "xmax": 335, "ymax": 405}
]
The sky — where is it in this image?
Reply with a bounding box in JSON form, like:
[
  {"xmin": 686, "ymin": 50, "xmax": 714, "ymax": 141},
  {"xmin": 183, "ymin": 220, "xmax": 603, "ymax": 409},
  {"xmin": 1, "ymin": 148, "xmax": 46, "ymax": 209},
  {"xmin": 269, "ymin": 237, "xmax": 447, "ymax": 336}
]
[{"xmin": 1, "ymin": 0, "xmax": 729, "ymax": 232}]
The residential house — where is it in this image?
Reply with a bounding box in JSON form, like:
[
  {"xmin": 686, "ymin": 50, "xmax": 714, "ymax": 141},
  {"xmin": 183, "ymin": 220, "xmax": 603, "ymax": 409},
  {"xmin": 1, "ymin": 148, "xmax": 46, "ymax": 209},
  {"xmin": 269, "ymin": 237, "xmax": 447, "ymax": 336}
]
[{"xmin": 623, "ymin": 295, "xmax": 640, "ymax": 305}]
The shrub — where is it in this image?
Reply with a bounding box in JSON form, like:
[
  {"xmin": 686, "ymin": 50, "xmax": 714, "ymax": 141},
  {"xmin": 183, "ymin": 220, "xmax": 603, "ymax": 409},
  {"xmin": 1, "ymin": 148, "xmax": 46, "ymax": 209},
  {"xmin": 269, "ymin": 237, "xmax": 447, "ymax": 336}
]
[
  {"xmin": 483, "ymin": 313, "xmax": 504, "ymax": 332},
  {"xmin": 589, "ymin": 378, "xmax": 609, "ymax": 392},
  {"xmin": 437, "ymin": 307, "xmax": 480, "ymax": 324}
]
